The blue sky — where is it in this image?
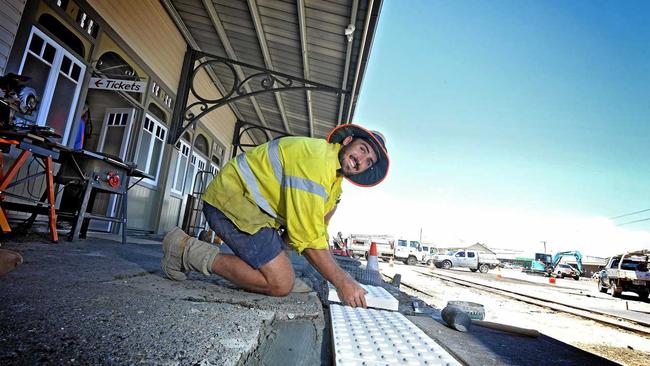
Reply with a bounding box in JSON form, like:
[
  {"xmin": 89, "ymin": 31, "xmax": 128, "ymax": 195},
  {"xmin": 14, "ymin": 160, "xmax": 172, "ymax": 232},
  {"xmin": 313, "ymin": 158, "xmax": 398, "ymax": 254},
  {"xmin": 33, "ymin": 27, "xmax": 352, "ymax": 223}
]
[{"xmin": 330, "ymin": 0, "xmax": 650, "ymax": 256}]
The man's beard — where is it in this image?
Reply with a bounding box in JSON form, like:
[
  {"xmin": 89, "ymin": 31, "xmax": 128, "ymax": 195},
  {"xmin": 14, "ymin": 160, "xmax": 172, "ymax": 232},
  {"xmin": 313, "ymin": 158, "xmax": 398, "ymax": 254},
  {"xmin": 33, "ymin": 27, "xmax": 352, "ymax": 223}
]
[{"xmin": 337, "ymin": 147, "xmax": 352, "ymax": 177}]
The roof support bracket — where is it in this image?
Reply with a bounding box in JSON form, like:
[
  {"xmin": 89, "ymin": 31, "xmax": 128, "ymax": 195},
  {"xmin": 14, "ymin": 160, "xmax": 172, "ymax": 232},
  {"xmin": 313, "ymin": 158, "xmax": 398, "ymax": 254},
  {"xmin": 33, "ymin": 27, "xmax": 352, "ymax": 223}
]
[
  {"xmin": 230, "ymin": 120, "xmax": 290, "ymax": 159},
  {"xmin": 169, "ymin": 48, "xmax": 348, "ymax": 144}
]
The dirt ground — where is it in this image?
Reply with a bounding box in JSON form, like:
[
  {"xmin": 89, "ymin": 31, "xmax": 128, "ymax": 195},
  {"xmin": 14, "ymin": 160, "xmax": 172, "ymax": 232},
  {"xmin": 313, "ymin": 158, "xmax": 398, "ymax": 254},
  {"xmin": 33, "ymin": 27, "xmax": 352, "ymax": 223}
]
[
  {"xmin": 578, "ymin": 344, "xmax": 650, "ymax": 366},
  {"xmin": 378, "ymin": 262, "xmax": 650, "ymax": 366}
]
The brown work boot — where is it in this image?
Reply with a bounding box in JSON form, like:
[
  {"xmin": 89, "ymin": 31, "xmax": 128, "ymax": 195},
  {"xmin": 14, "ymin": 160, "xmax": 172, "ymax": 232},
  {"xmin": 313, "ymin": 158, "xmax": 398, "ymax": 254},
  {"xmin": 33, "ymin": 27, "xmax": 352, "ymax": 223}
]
[
  {"xmin": 161, "ymin": 227, "xmax": 221, "ymax": 281},
  {"xmin": 161, "ymin": 227, "xmax": 191, "ymax": 281},
  {"xmin": 0, "ymin": 249, "xmax": 23, "ymax": 276}
]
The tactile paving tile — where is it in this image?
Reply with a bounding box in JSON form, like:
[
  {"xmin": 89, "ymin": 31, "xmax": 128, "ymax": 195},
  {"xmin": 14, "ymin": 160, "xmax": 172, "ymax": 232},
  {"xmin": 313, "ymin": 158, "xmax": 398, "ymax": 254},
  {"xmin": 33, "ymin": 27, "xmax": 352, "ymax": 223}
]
[
  {"xmin": 330, "ymin": 304, "xmax": 461, "ymax": 366},
  {"xmin": 328, "ymin": 282, "xmax": 399, "ymax": 311}
]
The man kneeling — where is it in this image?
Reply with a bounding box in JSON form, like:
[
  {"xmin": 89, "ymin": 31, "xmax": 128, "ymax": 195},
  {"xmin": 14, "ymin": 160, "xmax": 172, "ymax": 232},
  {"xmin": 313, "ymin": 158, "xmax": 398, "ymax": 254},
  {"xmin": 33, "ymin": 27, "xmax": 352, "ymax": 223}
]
[{"xmin": 161, "ymin": 124, "xmax": 389, "ymax": 308}]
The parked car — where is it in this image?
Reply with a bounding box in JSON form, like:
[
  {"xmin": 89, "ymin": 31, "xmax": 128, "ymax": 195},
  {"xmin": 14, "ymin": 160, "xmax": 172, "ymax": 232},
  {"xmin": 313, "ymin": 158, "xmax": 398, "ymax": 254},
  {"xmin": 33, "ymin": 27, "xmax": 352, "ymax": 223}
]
[
  {"xmin": 346, "ymin": 234, "xmax": 394, "ymax": 261},
  {"xmin": 555, "ymin": 263, "xmax": 580, "ymax": 280},
  {"xmin": 433, "ymin": 249, "xmax": 500, "ymax": 273}
]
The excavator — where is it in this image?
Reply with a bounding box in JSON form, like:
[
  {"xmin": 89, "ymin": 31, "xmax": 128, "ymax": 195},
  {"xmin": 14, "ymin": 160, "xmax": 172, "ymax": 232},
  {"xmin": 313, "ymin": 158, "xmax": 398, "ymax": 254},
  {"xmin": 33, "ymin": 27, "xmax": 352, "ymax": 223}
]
[
  {"xmin": 528, "ymin": 252, "xmax": 553, "ymax": 276},
  {"xmin": 525, "ymin": 251, "xmax": 583, "ymax": 280},
  {"xmin": 550, "ymin": 251, "xmax": 583, "ymax": 280}
]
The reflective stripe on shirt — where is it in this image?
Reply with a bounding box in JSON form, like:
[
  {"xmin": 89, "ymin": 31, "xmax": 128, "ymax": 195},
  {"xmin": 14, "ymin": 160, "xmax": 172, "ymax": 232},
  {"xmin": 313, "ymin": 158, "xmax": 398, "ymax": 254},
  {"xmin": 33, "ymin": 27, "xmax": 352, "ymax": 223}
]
[
  {"xmin": 268, "ymin": 139, "xmax": 328, "ymax": 200},
  {"xmin": 236, "ymin": 153, "xmax": 277, "ymax": 218}
]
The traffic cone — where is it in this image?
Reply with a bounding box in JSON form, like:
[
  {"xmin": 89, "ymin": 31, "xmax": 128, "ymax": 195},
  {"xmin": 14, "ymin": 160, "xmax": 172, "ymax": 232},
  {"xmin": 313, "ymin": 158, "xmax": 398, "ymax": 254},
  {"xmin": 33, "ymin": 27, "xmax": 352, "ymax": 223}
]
[
  {"xmin": 367, "ymin": 242, "xmax": 379, "ymax": 271},
  {"xmin": 360, "ymin": 242, "xmax": 382, "ymax": 286},
  {"xmin": 549, "ymin": 277, "xmax": 556, "ymax": 284}
]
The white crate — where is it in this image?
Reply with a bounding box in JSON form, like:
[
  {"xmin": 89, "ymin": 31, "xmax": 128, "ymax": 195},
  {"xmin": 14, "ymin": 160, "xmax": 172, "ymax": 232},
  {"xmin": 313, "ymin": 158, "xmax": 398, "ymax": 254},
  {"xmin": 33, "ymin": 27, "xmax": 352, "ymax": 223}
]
[
  {"xmin": 330, "ymin": 304, "xmax": 460, "ymax": 366},
  {"xmin": 328, "ymin": 282, "xmax": 399, "ymax": 311}
]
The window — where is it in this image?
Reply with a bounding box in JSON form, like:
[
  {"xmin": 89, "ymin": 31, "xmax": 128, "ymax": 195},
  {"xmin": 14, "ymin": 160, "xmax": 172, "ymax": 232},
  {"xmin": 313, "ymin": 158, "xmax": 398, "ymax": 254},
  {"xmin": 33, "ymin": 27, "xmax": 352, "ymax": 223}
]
[
  {"xmin": 398, "ymin": 240, "xmax": 407, "ymax": 247},
  {"xmin": 209, "ymin": 162, "xmax": 219, "ymax": 180},
  {"xmin": 135, "ymin": 114, "xmax": 167, "ymax": 184},
  {"xmin": 194, "ymin": 134, "xmax": 209, "ymax": 156},
  {"xmin": 38, "ymin": 14, "xmax": 85, "ymax": 56},
  {"xmin": 171, "ymin": 139, "xmax": 190, "ymax": 195},
  {"xmin": 212, "ymin": 142, "xmax": 225, "ymax": 166},
  {"xmin": 19, "ymin": 27, "xmax": 86, "ymax": 144},
  {"xmin": 184, "ymin": 152, "xmax": 207, "ymax": 195},
  {"xmin": 456, "ymin": 252, "xmax": 466, "ymax": 258},
  {"xmin": 410, "ymin": 241, "xmax": 419, "ymax": 249},
  {"xmin": 468, "ymin": 252, "xmax": 475, "ymax": 258}
]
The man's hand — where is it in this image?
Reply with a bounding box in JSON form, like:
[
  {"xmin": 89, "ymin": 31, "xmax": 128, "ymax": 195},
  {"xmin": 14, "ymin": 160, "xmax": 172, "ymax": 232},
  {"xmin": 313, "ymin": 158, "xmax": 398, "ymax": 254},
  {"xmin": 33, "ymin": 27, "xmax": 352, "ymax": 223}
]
[
  {"xmin": 336, "ymin": 274, "xmax": 367, "ymax": 308},
  {"xmin": 303, "ymin": 247, "xmax": 368, "ymax": 308}
]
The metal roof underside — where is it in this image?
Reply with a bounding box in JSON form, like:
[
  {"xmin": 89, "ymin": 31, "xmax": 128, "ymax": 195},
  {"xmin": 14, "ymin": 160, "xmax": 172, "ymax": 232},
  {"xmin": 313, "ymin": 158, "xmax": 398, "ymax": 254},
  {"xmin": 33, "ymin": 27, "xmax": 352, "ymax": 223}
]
[{"xmin": 163, "ymin": 0, "xmax": 383, "ymax": 140}]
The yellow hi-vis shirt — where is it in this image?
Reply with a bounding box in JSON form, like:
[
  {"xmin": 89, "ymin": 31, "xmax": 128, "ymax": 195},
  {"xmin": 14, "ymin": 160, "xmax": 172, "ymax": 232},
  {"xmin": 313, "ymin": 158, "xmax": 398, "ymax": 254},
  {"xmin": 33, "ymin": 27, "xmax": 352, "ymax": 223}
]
[{"xmin": 202, "ymin": 136, "xmax": 343, "ymax": 253}]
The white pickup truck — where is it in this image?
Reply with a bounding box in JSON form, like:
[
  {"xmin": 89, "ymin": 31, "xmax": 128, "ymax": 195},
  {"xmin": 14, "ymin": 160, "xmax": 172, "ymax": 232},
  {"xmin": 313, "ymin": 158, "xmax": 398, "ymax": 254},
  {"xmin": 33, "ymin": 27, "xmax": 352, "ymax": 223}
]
[
  {"xmin": 347, "ymin": 235, "xmax": 394, "ymax": 261},
  {"xmin": 598, "ymin": 250, "xmax": 649, "ymax": 299},
  {"xmin": 433, "ymin": 249, "xmax": 500, "ymax": 273}
]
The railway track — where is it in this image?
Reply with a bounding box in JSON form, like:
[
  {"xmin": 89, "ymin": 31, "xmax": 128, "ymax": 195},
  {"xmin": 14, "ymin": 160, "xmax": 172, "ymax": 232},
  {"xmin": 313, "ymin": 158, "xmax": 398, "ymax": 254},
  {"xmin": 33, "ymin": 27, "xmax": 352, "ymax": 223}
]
[{"xmin": 383, "ymin": 268, "xmax": 650, "ymax": 336}]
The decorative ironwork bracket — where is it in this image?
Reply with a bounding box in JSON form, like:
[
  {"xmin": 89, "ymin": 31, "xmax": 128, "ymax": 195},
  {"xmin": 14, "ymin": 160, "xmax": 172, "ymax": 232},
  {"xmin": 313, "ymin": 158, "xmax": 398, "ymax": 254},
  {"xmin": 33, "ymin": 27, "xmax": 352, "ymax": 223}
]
[
  {"xmin": 170, "ymin": 48, "xmax": 348, "ymax": 145},
  {"xmin": 230, "ymin": 120, "xmax": 290, "ymax": 159}
]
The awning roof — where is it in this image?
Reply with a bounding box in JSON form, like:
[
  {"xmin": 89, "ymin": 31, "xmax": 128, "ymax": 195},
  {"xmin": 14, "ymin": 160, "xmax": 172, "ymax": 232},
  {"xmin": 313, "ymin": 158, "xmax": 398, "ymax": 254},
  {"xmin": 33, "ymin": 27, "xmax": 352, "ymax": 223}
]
[{"xmin": 162, "ymin": 0, "xmax": 383, "ymax": 139}]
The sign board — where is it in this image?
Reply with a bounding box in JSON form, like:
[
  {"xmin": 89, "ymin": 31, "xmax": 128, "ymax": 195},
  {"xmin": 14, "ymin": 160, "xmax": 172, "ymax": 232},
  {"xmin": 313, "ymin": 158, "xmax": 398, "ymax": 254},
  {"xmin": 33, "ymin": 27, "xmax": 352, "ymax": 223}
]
[{"xmin": 89, "ymin": 77, "xmax": 146, "ymax": 93}]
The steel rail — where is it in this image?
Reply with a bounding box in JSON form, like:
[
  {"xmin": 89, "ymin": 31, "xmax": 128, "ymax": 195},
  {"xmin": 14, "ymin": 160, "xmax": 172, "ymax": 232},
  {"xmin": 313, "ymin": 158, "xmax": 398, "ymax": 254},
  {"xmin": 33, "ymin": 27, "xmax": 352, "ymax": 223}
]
[{"xmin": 383, "ymin": 270, "xmax": 650, "ymax": 336}]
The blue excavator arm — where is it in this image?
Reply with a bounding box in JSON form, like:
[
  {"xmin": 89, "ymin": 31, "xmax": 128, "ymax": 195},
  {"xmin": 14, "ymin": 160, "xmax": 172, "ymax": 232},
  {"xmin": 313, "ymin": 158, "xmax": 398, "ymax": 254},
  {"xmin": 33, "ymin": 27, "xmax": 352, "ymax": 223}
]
[{"xmin": 551, "ymin": 251, "xmax": 583, "ymax": 274}]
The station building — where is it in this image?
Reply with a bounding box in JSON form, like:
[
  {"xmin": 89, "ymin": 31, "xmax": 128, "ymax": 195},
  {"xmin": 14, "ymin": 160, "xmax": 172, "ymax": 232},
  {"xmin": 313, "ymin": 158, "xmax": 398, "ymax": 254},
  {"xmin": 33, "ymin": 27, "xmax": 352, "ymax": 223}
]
[{"xmin": 0, "ymin": 0, "xmax": 381, "ymax": 236}]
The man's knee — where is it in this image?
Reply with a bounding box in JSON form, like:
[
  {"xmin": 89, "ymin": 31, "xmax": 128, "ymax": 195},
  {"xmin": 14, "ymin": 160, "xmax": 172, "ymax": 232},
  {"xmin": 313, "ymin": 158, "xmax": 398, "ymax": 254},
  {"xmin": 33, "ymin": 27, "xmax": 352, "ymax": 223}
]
[
  {"xmin": 260, "ymin": 252, "xmax": 294, "ymax": 297},
  {"xmin": 267, "ymin": 278, "xmax": 293, "ymax": 297}
]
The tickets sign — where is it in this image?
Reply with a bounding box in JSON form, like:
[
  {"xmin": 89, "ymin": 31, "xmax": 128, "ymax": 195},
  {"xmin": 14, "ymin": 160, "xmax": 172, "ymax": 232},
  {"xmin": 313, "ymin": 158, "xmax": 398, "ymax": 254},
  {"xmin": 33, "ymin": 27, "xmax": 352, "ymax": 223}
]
[{"xmin": 89, "ymin": 77, "xmax": 146, "ymax": 93}]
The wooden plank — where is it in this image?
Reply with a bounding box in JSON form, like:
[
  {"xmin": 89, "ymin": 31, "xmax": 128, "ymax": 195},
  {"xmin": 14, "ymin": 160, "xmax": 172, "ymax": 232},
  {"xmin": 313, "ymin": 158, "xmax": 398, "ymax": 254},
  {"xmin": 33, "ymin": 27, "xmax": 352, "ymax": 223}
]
[
  {"xmin": 306, "ymin": 0, "xmax": 352, "ymax": 8},
  {"xmin": 305, "ymin": 25, "xmax": 347, "ymax": 44},
  {"xmin": 221, "ymin": 21, "xmax": 258, "ymax": 37},
  {"xmin": 305, "ymin": 0, "xmax": 350, "ymax": 17},
  {"xmin": 265, "ymin": 32, "xmax": 301, "ymax": 49},
  {"xmin": 304, "ymin": 6, "xmax": 348, "ymax": 26},
  {"xmin": 304, "ymin": 16, "xmax": 345, "ymax": 34},
  {"xmin": 213, "ymin": 1, "xmax": 251, "ymax": 20},
  {"xmin": 256, "ymin": 0, "xmax": 296, "ymax": 14},
  {"xmin": 255, "ymin": 3, "xmax": 297, "ymax": 20},
  {"xmin": 174, "ymin": 1, "xmax": 210, "ymax": 18},
  {"xmin": 0, "ymin": 1, "xmax": 22, "ymax": 26},
  {"xmin": 214, "ymin": 0, "xmax": 249, "ymax": 11},
  {"xmin": 260, "ymin": 23, "xmax": 300, "ymax": 41},
  {"xmin": 306, "ymin": 43, "xmax": 346, "ymax": 59}
]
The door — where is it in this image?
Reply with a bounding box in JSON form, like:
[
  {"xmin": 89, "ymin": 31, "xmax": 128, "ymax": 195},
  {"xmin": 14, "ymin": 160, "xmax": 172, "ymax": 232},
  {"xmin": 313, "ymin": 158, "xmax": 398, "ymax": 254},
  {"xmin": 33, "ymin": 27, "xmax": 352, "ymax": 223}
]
[
  {"xmin": 185, "ymin": 152, "xmax": 207, "ymax": 195},
  {"xmin": 19, "ymin": 27, "xmax": 86, "ymax": 144},
  {"xmin": 97, "ymin": 108, "xmax": 135, "ymax": 159},
  {"xmin": 466, "ymin": 251, "xmax": 478, "ymax": 268},
  {"xmin": 95, "ymin": 108, "xmax": 135, "ymax": 231},
  {"xmin": 455, "ymin": 251, "xmax": 468, "ymax": 267}
]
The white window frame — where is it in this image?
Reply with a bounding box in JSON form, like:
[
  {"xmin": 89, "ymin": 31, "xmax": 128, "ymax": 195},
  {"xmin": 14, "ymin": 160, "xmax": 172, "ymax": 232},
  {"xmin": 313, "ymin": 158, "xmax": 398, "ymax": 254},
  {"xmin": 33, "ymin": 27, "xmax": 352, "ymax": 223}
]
[
  {"xmin": 171, "ymin": 139, "xmax": 191, "ymax": 195},
  {"xmin": 185, "ymin": 151, "xmax": 207, "ymax": 195},
  {"xmin": 97, "ymin": 108, "xmax": 135, "ymax": 159},
  {"xmin": 134, "ymin": 113, "xmax": 167, "ymax": 185},
  {"xmin": 19, "ymin": 26, "xmax": 86, "ymax": 144},
  {"xmin": 209, "ymin": 162, "xmax": 219, "ymax": 178}
]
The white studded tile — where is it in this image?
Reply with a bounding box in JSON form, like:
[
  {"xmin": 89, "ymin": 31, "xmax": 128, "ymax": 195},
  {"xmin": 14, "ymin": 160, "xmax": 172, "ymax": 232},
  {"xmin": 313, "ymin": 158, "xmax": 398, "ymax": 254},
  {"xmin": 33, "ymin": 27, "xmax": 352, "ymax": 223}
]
[
  {"xmin": 330, "ymin": 304, "xmax": 461, "ymax": 366},
  {"xmin": 328, "ymin": 282, "xmax": 399, "ymax": 311}
]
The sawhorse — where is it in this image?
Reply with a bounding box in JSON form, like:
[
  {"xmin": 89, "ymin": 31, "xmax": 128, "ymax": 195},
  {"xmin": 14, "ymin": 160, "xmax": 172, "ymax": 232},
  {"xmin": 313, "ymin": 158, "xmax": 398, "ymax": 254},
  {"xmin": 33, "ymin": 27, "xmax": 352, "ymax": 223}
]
[{"xmin": 0, "ymin": 137, "xmax": 58, "ymax": 242}]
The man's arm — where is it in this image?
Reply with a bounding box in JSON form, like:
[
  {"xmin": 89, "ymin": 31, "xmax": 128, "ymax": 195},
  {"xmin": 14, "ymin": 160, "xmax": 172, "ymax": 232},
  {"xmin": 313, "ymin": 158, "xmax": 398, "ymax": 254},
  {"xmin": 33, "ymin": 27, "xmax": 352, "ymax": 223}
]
[{"xmin": 303, "ymin": 248, "xmax": 367, "ymax": 308}]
